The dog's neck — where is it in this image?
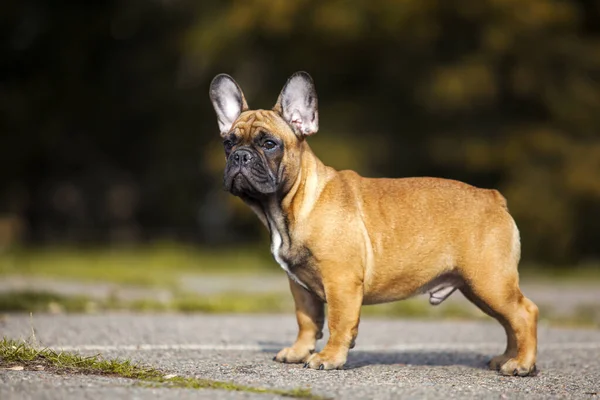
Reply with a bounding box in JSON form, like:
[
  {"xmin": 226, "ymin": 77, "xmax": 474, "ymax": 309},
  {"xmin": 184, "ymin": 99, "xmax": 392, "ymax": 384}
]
[
  {"xmin": 283, "ymin": 142, "xmax": 332, "ymax": 221},
  {"xmin": 243, "ymin": 142, "xmax": 330, "ymax": 228},
  {"xmin": 245, "ymin": 143, "xmax": 330, "ymax": 287},
  {"xmin": 242, "ymin": 143, "xmax": 333, "ymax": 272}
]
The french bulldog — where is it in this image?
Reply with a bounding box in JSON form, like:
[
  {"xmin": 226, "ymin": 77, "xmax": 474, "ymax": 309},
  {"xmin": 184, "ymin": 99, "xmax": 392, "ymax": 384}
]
[{"xmin": 209, "ymin": 72, "xmax": 538, "ymax": 376}]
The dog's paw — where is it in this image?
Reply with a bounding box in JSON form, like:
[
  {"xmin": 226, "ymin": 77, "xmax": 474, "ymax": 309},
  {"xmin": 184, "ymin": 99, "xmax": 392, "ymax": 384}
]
[
  {"xmin": 273, "ymin": 346, "xmax": 313, "ymax": 364},
  {"xmin": 303, "ymin": 351, "xmax": 346, "ymax": 370},
  {"xmin": 498, "ymin": 358, "xmax": 537, "ymax": 377},
  {"xmin": 488, "ymin": 354, "xmax": 512, "ymax": 371}
]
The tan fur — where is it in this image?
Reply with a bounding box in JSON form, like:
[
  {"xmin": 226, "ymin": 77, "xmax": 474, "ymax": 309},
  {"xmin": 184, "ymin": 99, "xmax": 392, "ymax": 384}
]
[{"xmin": 217, "ymin": 93, "xmax": 538, "ymax": 377}]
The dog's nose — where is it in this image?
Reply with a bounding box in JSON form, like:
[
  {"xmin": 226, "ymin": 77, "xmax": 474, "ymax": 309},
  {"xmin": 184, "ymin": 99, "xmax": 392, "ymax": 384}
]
[{"xmin": 232, "ymin": 149, "xmax": 254, "ymax": 166}]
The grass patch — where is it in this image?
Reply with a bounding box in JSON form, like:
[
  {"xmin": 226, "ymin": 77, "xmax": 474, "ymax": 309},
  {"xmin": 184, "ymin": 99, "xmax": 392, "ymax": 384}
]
[
  {"xmin": 0, "ymin": 291, "xmax": 92, "ymax": 313},
  {"xmin": 0, "ymin": 290, "xmax": 480, "ymax": 321},
  {"xmin": 538, "ymin": 304, "xmax": 600, "ymax": 329},
  {"xmin": 0, "ymin": 338, "xmax": 324, "ymax": 399},
  {"xmin": 0, "ymin": 244, "xmax": 276, "ymax": 287},
  {"xmin": 1, "ymin": 290, "xmax": 598, "ymax": 328},
  {"xmin": 0, "ymin": 290, "xmax": 294, "ymax": 314},
  {"xmin": 129, "ymin": 292, "xmax": 293, "ymax": 314}
]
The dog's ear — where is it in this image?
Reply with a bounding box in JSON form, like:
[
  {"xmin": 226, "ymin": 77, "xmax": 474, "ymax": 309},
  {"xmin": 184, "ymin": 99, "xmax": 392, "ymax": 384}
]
[
  {"xmin": 274, "ymin": 72, "xmax": 319, "ymax": 137},
  {"xmin": 210, "ymin": 74, "xmax": 249, "ymax": 136}
]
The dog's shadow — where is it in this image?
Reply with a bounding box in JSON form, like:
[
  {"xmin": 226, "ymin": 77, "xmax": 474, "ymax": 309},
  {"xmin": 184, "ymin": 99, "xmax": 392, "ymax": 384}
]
[
  {"xmin": 345, "ymin": 350, "xmax": 490, "ymax": 369},
  {"xmin": 259, "ymin": 343, "xmax": 490, "ymax": 370}
]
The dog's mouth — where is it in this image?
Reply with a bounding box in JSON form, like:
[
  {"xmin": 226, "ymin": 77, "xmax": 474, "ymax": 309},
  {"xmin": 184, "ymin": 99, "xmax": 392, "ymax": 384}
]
[
  {"xmin": 224, "ymin": 166, "xmax": 277, "ymax": 198},
  {"xmin": 228, "ymin": 171, "xmax": 254, "ymax": 196}
]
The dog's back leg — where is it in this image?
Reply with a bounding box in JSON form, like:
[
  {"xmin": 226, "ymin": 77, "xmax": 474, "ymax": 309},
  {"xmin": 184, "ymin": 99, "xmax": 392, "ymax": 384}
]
[
  {"xmin": 460, "ymin": 283, "xmax": 538, "ymax": 376},
  {"xmin": 459, "ymin": 219, "xmax": 538, "ymax": 376}
]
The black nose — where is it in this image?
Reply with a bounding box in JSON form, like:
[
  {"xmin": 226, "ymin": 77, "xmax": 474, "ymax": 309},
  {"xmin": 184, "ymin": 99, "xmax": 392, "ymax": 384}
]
[{"xmin": 232, "ymin": 149, "xmax": 254, "ymax": 166}]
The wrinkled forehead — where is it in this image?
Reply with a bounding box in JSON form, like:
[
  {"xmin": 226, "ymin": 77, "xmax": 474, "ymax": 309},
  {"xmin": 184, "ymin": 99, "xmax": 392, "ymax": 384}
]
[{"xmin": 232, "ymin": 110, "xmax": 296, "ymax": 142}]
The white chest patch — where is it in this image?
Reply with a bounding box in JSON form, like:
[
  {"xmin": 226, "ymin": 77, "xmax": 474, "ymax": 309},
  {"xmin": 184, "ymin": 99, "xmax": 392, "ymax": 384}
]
[{"xmin": 270, "ymin": 229, "xmax": 309, "ymax": 290}]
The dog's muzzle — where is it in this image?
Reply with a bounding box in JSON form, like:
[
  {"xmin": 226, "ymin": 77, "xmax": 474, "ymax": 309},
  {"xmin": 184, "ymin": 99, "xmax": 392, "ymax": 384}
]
[{"xmin": 224, "ymin": 148, "xmax": 277, "ymax": 198}]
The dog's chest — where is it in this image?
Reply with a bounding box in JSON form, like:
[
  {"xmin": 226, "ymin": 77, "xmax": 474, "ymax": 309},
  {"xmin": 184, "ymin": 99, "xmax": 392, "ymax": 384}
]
[{"xmin": 270, "ymin": 229, "xmax": 310, "ymax": 290}]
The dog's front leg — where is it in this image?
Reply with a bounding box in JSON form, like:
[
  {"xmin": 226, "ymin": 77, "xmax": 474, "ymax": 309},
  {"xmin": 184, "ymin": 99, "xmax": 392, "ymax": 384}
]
[
  {"xmin": 274, "ymin": 278, "xmax": 324, "ymax": 364},
  {"xmin": 304, "ymin": 276, "xmax": 362, "ymax": 370}
]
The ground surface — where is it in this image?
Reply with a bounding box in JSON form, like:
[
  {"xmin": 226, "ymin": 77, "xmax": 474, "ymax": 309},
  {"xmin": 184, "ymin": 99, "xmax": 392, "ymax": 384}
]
[{"xmin": 1, "ymin": 313, "xmax": 599, "ymax": 399}]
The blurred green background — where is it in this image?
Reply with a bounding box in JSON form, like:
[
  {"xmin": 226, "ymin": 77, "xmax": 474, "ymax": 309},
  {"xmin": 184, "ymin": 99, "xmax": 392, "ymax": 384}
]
[{"xmin": 1, "ymin": 0, "xmax": 600, "ymax": 321}]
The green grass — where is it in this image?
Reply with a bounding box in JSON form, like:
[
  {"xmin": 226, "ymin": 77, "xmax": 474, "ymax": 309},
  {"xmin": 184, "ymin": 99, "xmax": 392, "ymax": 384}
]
[
  {"xmin": 0, "ymin": 290, "xmax": 494, "ymax": 322},
  {"xmin": 2, "ymin": 290, "xmax": 597, "ymax": 328},
  {"xmin": 0, "ymin": 338, "xmax": 324, "ymax": 399},
  {"xmin": 130, "ymin": 292, "xmax": 293, "ymax": 314},
  {"xmin": 0, "ymin": 290, "xmax": 294, "ymax": 314},
  {"xmin": 0, "ymin": 291, "xmax": 92, "ymax": 313},
  {"xmin": 0, "ymin": 244, "xmax": 276, "ymax": 287},
  {"xmin": 538, "ymin": 304, "xmax": 600, "ymax": 329},
  {"xmin": 0, "ymin": 290, "xmax": 474, "ymax": 319}
]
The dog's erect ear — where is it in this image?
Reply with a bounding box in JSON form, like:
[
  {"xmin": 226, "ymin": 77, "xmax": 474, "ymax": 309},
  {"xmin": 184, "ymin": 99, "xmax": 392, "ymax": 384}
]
[
  {"xmin": 210, "ymin": 74, "xmax": 249, "ymax": 136},
  {"xmin": 274, "ymin": 72, "xmax": 319, "ymax": 137}
]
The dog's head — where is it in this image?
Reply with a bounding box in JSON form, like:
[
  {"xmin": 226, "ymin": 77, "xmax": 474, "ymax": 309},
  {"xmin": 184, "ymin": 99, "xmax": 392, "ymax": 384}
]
[{"xmin": 209, "ymin": 72, "xmax": 319, "ymax": 199}]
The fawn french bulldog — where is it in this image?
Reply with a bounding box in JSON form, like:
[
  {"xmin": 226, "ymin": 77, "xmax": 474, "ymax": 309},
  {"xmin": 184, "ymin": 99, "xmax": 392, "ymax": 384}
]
[{"xmin": 209, "ymin": 72, "xmax": 538, "ymax": 376}]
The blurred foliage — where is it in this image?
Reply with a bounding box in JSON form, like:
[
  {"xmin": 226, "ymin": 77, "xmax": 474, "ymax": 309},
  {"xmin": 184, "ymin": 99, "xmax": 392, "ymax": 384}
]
[{"xmin": 1, "ymin": 0, "xmax": 600, "ymax": 265}]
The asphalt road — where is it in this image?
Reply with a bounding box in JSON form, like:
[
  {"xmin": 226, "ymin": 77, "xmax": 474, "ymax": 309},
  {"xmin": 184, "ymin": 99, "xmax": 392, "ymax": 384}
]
[{"xmin": 1, "ymin": 314, "xmax": 600, "ymax": 399}]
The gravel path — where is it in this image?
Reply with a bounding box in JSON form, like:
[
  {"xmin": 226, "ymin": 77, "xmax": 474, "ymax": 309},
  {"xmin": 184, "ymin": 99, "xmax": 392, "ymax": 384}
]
[{"xmin": 1, "ymin": 314, "xmax": 599, "ymax": 399}]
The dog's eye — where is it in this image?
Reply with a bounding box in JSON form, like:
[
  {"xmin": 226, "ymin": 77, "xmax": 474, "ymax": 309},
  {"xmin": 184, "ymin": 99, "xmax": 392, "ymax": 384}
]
[
  {"xmin": 223, "ymin": 140, "xmax": 233, "ymax": 152},
  {"xmin": 262, "ymin": 140, "xmax": 277, "ymax": 150}
]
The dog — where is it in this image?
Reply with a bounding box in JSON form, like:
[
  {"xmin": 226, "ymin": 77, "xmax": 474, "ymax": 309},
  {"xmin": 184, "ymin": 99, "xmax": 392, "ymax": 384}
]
[{"xmin": 209, "ymin": 71, "xmax": 538, "ymax": 376}]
